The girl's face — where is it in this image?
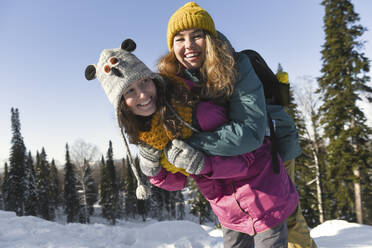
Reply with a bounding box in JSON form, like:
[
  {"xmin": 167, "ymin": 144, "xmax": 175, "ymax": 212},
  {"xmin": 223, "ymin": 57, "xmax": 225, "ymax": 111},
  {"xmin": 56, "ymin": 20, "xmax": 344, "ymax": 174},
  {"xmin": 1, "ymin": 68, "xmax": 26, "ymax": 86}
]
[
  {"xmin": 123, "ymin": 78, "xmax": 157, "ymax": 117},
  {"xmin": 173, "ymin": 29, "xmax": 206, "ymax": 70}
]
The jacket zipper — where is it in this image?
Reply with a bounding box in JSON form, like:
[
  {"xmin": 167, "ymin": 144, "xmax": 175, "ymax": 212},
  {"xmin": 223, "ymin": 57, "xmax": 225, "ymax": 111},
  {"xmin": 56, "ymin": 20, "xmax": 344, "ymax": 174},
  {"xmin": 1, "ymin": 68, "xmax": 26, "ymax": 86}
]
[{"xmin": 232, "ymin": 181, "xmax": 257, "ymax": 235}]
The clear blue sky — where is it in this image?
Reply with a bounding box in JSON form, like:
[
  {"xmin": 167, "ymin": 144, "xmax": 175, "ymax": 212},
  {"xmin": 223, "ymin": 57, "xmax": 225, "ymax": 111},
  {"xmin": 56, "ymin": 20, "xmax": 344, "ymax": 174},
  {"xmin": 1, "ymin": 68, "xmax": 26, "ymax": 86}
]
[{"xmin": 1, "ymin": 0, "xmax": 371, "ymax": 166}]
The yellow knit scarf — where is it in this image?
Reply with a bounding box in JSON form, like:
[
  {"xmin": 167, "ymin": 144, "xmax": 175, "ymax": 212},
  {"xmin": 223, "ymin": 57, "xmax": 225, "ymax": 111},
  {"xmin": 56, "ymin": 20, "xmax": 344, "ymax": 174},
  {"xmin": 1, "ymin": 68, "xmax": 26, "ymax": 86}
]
[{"xmin": 138, "ymin": 104, "xmax": 193, "ymax": 176}]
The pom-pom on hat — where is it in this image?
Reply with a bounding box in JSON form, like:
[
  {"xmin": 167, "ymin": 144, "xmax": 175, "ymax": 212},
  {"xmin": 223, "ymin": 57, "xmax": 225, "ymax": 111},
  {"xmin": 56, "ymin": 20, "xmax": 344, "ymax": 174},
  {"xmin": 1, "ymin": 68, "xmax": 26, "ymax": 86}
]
[{"xmin": 167, "ymin": 2, "xmax": 217, "ymax": 51}]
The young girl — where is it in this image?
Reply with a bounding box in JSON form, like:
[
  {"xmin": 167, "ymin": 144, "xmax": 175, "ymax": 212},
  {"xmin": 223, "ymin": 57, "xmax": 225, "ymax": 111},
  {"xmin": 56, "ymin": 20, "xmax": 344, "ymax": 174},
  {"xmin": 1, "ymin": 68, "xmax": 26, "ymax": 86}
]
[{"xmin": 85, "ymin": 38, "xmax": 298, "ymax": 248}]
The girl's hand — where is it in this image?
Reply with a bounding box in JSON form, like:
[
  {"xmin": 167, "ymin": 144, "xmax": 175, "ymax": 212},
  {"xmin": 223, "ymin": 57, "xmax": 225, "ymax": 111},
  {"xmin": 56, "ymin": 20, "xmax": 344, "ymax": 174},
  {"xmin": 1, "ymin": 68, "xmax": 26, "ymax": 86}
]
[
  {"xmin": 164, "ymin": 139, "xmax": 204, "ymax": 175},
  {"xmin": 138, "ymin": 144, "xmax": 162, "ymax": 176}
]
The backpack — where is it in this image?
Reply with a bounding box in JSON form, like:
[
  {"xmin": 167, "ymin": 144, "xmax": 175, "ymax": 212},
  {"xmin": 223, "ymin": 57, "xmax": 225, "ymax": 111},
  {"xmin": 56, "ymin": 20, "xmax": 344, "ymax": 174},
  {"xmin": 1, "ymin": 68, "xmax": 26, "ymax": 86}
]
[
  {"xmin": 240, "ymin": 49, "xmax": 290, "ymax": 106},
  {"xmin": 239, "ymin": 49, "xmax": 291, "ymax": 174}
]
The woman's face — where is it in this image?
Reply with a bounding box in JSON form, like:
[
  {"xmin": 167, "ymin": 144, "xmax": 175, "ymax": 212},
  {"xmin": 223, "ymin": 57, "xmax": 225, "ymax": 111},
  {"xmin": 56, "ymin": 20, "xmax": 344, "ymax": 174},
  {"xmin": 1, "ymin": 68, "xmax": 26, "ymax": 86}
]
[
  {"xmin": 123, "ymin": 78, "xmax": 157, "ymax": 117},
  {"xmin": 173, "ymin": 29, "xmax": 206, "ymax": 70}
]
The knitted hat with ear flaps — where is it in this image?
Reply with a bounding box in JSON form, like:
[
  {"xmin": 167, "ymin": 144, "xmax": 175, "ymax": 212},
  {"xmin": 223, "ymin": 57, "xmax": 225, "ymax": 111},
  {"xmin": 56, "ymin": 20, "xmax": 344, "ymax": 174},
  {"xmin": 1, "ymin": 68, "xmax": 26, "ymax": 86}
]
[
  {"xmin": 85, "ymin": 39, "xmax": 158, "ymax": 115},
  {"xmin": 167, "ymin": 2, "xmax": 217, "ymax": 51},
  {"xmin": 85, "ymin": 39, "xmax": 157, "ymax": 200}
]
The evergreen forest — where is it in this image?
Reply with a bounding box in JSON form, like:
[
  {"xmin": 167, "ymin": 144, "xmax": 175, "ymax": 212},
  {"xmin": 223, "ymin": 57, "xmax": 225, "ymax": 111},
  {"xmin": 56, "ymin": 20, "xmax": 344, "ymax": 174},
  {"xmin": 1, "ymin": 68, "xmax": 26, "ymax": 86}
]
[{"xmin": 1, "ymin": 0, "xmax": 371, "ymax": 227}]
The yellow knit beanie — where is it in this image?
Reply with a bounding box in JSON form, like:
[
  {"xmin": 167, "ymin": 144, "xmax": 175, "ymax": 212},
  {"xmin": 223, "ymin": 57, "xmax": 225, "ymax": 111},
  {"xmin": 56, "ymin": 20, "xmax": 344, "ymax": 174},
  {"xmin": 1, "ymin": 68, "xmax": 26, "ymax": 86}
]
[{"xmin": 167, "ymin": 2, "xmax": 217, "ymax": 51}]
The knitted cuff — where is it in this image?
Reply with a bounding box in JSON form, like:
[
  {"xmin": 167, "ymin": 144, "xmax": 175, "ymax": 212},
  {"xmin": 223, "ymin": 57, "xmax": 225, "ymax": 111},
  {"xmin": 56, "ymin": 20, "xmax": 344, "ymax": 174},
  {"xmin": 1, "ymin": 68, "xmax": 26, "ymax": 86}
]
[
  {"xmin": 164, "ymin": 144, "xmax": 183, "ymax": 165},
  {"xmin": 139, "ymin": 163, "xmax": 162, "ymax": 177},
  {"xmin": 139, "ymin": 144, "xmax": 162, "ymax": 162},
  {"xmin": 187, "ymin": 150, "xmax": 204, "ymax": 175}
]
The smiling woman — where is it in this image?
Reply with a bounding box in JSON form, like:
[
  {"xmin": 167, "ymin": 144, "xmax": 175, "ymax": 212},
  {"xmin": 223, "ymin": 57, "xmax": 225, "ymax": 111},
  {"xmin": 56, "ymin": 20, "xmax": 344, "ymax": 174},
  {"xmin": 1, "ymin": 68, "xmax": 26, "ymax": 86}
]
[
  {"xmin": 122, "ymin": 78, "xmax": 158, "ymax": 117},
  {"xmin": 173, "ymin": 29, "xmax": 206, "ymax": 70},
  {"xmin": 156, "ymin": 2, "xmax": 300, "ymax": 248}
]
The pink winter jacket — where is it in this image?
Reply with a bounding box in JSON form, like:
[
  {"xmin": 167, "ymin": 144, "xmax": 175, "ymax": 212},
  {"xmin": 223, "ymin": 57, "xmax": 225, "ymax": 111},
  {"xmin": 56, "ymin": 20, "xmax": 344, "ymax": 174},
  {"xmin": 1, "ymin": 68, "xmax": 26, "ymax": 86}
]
[{"xmin": 149, "ymin": 96, "xmax": 298, "ymax": 236}]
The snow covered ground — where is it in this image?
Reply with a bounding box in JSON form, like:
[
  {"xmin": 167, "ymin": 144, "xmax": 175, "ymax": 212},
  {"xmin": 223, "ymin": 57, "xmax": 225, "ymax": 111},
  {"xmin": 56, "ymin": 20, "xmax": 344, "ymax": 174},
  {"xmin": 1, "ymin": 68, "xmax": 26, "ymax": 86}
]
[{"xmin": 0, "ymin": 210, "xmax": 371, "ymax": 248}]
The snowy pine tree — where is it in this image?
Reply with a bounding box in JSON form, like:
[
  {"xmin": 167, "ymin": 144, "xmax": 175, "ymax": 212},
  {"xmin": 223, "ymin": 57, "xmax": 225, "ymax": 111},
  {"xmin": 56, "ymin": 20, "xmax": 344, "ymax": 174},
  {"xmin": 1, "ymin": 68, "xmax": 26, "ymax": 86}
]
[
  {"xmin": 7, "ymin": 108, "xmax": 27, "ymax": 216},
  {"xmin": 49, "ymin": 159, "xmax": 61, "ymax": 209},
  {"xmin": 63, "ymin": 144, "xmax": 80, "ymax": 223},
  {"xmin": 0, "ymin": 169, "xmax": 3, "ymax": 210},
  {"xmin": 318, "ymin": 0, "xmax": 372, "ymax": 223},
  {"xmin": 149, "ymin": 185, "xmax": 165, "ymax": 221},
  {"xmin": 35, "ymin": 148, "xmax": 54, "ymax": 220},
  {"xmin": 99, "ymin": 141, "xmax": 119, "ymax": 224},
  {"xmin": 24, "ymin": 152, "xmax": 38, "ymax": 216},
  {"xmin": 175, "ymin": 190, "xmax": 185, "ymax": 220},
  {"xmin": 84, "ymin": 161, "xmax": 98, "ymax": 216},
  {"xmin": 1, "ymin": 163, "xmax": 9, "ymax": 210},
  {"xmin": 123, "ymin": 156, "xmax": 137, "ymax": 219}
]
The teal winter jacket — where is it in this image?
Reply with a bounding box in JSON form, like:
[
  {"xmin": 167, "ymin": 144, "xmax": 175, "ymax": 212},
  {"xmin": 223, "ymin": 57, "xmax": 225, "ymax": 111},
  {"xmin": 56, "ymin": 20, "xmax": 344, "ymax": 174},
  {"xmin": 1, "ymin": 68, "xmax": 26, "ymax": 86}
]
[
  {"xmin": 186, "ymin": 54, "xmax": 267, "ymax": 156},
  {"xmin": 185, "ymin": 52, "xmax": 302, "ymax": 161}
]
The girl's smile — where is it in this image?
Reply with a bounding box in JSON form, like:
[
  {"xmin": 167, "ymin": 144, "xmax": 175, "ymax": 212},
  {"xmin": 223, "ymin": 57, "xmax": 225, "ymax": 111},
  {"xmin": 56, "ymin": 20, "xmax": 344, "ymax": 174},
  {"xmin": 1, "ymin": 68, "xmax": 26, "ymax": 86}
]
[{"xmin": 123, "ymin": 78, "xmax": 157, "ymax": 116}]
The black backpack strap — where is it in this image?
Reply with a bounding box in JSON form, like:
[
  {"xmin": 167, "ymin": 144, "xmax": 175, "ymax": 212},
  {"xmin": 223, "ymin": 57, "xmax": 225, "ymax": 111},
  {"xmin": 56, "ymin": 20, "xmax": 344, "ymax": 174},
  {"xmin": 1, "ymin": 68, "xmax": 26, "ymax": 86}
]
[
  {"xmin": 240, "ymin": 49, "xmax": 282, "ymax": 173},
  {"xmin": 240, "ymin": 50, "xmax": 278, "ymax": 102},
  {"xmin": 267, "ymin": 108, "xmax": 280, "ymax": 174},
  {"xmin": 239, "ymin": 49, "xmax": 290, "ymax": 106}
]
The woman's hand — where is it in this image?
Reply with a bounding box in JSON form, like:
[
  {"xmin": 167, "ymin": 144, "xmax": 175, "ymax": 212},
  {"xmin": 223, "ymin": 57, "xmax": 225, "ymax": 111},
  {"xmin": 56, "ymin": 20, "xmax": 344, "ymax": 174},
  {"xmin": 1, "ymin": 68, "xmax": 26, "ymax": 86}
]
[
  {"xmin": 164, "ymin": 139, "xmax": 204, "ymax": 175},
  {"xmin": 138, "ymin": 144, "xmax": 162, "ymax": 176}
]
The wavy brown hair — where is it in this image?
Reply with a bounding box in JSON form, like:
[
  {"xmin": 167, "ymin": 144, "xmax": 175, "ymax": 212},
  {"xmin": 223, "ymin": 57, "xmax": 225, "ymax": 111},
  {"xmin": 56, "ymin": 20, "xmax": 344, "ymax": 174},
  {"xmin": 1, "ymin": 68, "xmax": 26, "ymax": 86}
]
[
  {"xmin": 157, "ymin": 31, "xmax": 237, "ymax": 102},
  {"xmin": 117, "ymin": 75, "xmax": 198, "ymax": 144}
]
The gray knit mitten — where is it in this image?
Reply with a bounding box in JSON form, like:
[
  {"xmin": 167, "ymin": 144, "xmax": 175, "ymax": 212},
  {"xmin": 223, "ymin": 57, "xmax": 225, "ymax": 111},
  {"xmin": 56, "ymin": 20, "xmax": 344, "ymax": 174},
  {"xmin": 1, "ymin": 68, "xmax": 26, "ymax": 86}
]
[
  {"xmin": 138, "ymin": 144, "xmax": 162, "ymax": 176},
  {"xmin": 164, "ymin": 139, "xmax": 204, "ymax": 175}
]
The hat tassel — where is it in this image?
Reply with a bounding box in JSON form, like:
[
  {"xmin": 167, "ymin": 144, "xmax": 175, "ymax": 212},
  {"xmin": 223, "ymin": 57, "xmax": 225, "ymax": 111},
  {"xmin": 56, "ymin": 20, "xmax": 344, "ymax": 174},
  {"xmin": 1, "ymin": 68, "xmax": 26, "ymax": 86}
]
[{"xmin": 120, "ymin": 126, "xmax": 151, "ymax": 200}]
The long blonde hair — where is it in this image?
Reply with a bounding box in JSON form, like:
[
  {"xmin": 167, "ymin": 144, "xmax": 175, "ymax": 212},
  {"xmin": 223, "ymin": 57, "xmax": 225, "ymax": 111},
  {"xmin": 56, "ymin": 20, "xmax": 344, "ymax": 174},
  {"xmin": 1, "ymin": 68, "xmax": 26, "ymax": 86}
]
[{"xmin": 158, "ymin": 32, "xmax": 237, "ymax": 102}]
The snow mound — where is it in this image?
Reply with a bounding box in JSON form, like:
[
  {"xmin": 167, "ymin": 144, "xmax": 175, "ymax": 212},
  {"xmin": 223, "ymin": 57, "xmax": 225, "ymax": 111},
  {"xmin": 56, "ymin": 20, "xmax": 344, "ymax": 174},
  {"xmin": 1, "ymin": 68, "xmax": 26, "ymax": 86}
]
[
  {"xmin": 0, "ymin": 211, "xmax": 223, "ymax": 248},
  {"xmin": 311, "ymin": 220, "xmax": 372, "ymax": 247},
  {"xmin": 1, "ymin": 211, "xmax": 372, "ymax": 248}
]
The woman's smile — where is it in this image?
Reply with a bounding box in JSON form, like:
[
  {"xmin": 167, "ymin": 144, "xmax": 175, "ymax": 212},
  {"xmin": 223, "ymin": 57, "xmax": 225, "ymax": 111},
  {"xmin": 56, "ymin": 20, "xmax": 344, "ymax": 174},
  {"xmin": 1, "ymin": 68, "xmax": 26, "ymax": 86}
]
[{"xmin": 124, "ymin": 78, "xmax": 157, "ymax": 117}]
